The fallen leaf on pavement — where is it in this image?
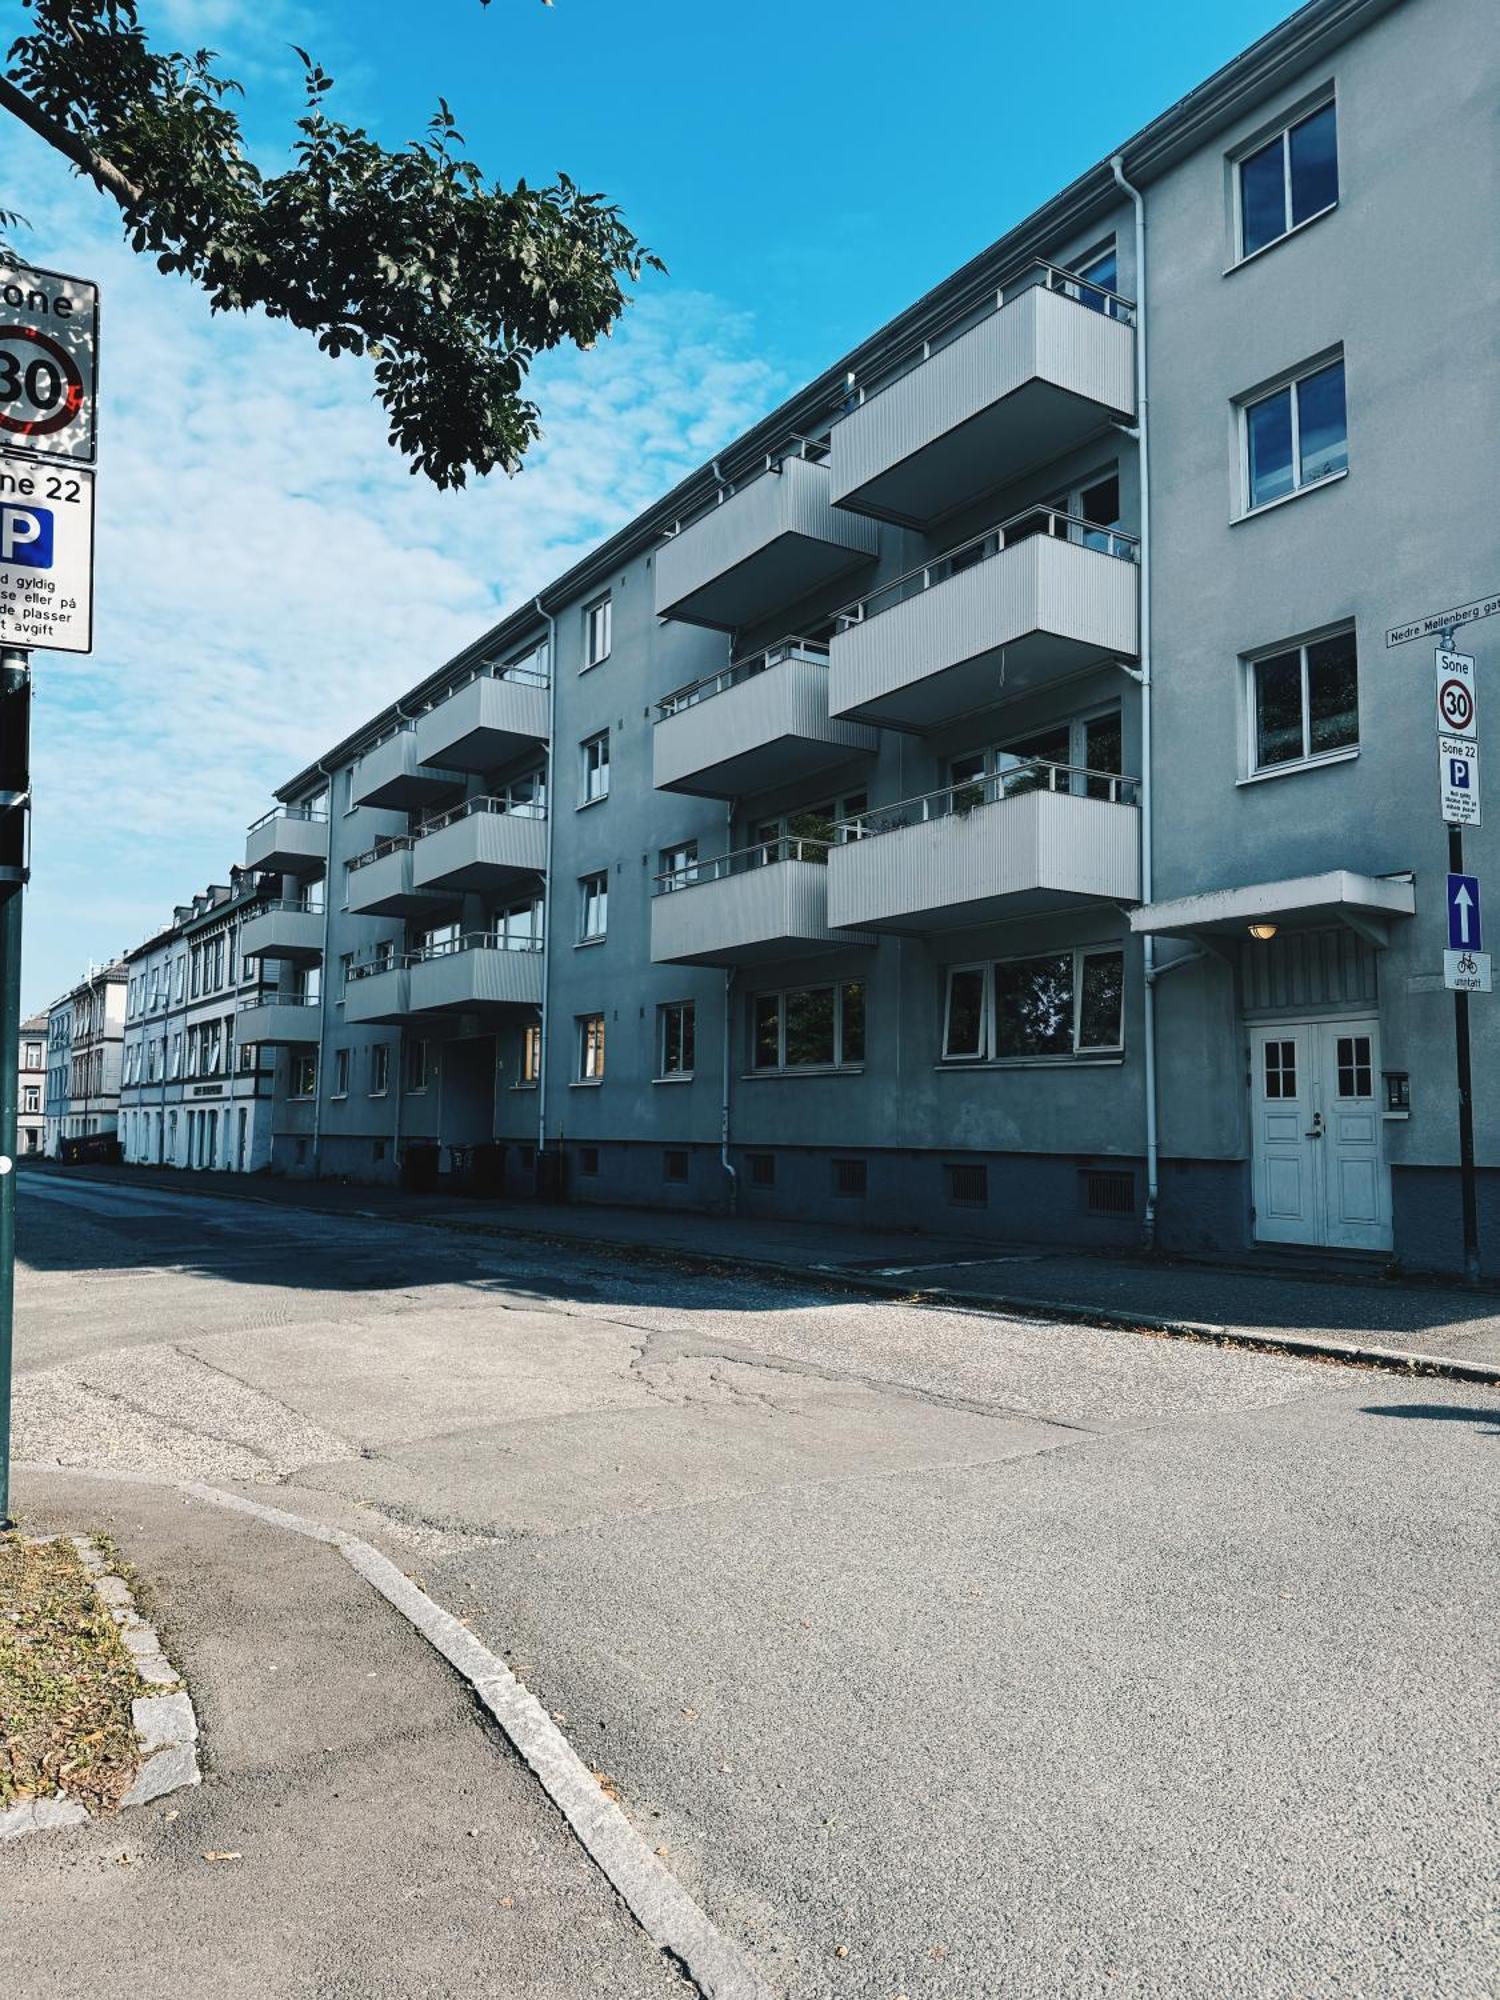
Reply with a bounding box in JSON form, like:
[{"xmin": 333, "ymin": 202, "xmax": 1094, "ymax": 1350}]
[{"xmin": 202, "ymin": 1851, "xmax": 242, "ymax": 1863}]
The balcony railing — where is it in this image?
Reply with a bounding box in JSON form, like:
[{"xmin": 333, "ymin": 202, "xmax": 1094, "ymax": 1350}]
[
  {"xmin": 418, "ymin": 653, "xmax": 550, "ymax": 713},
  {"xmin": 657, "ymin": 638, "xmax": 830, "ymax": 721},
  {"xmin": 407, "ymin": 930, "xmax": 545, "ymax": 965},
  {"xmin": 347, "ymin": 954, "xmax": 401, "ymax": 983},
  {"xmin": 417, "ymin": 787, "xmax": 548, "ymax": 837},
  {"xmin": 837, "ymin": 760, "xmax": 1140, "ymax": 841},
  {"xmin": 347, "ymin": 833, "xmax": 417, "ymax": 874},
  {"xmin": 654, "ymin": 834, "xmax": 835, "ymax": 896},
  {"xmin": 839, "ymin": 258, "xmax": 1136, "ymax": 412},
  {"xmin": 836, "ymin": 507, "xmax": 1138, "ymax": 632},
  {"xmin": 661, "ymin": 435, "xmax": 832, "ymax": 544},
  {"xmin": 246, "ymin": 802, "xmax": 328, "ymax": 834}
]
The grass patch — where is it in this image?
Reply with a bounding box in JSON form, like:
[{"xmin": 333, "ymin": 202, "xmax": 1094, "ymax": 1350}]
[{"xmin": 0, "ymin": 1531, "xmax": 146, "ymax": 1816}]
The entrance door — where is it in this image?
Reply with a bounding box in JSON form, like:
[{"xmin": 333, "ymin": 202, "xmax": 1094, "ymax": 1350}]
[{"xmin": 1250, "ymin": 1018, "xmax": 1391, "ymax": 1251}]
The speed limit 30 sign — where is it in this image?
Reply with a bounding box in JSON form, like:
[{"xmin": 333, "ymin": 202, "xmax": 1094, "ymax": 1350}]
[
  {"xmin": 1436, "ymin": 649, "xmax": 1477, "ymax": 739},
  {"xmin": 0, "ymin": 264, "xmax": 98, "ymax": 465}
]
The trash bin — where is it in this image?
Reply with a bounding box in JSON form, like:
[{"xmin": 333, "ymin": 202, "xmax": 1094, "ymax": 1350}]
[{"xmin": 400, "ymin": 1141, "xmax": 441, "ymax": 1194}]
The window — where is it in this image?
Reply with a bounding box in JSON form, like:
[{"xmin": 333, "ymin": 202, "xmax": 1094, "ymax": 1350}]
[
  {"xmin": 1073, "ymin": 242, "xmax": 1117, "ymax": 313},
  {"xmin": 579, "ymin": 871, "xmax": 609, "ymax": 941},
  {"xmin": 951, "ymin": 708, "xmax": 1124, "ymax": 805},
  {"xmin": 369, "ymin": 1043, "xmax": 390, "ymax": 1095},
  {"xmin": 577, "ymin": 1014, "xmax": 606, "ymax": 1082},
  {"xmin": 339, "ymin": 952, "xmax": 354, "ymax": 995},
  {"xmin": 663, "ymin": 1149, "xmax": 689, "ymax": 1184},
  {"xmin": 751, "ymin": 983, "xmax": 864, "ymax": 1072},
  {"xmin": 658, "ymin": 840, "xmax": 698, "ymax": 890},
  {"xmin": 1243, "ymin": 356, "xmax": 1346, "ymax": 510},
  {"xmin": 581, "ymin": 731, "xmax": 610, "ymax": 804},
  {"xmin": 189, "ymin": 947, "xmax": 202, "ymax": 998},
  {"xmin": 658, "ymin": 1001, "xmax": 695, "ymax": 1078},
  {"xmin": 748, "ymin": 1152, "xmax": 775, "ymax": 1188},
  {"xmin": 291, "ymin": 1053, "xmax": 318, "ymax": 1099},
  {"xmin": 1335, "ymin": 1034, "xmax": 1373, "ymax": 1099},
  {"xmin": 332, "ymin": 1047, "xmax": 350, "ymax": 1097},
  {"xmin": 519, "ymin": 1023, "xmax": 541, "ymax": 1086},
  {"xmin": 1263, "ymin": 1040, "xmax": 1297, "ymax": 1098},
  {"xmin": 405, "ymin": 1039, "xmax": 430, "ymax": 1092},
  {"xmin": 942, "ymin": 948, "xmax": 1124, "ymax": 1062},
  {"xmin": 832, "ymin": 1157, "xmax": 867, "ymax": 1199},
  {"xmin": 23, "ymin": 1041, "xmax": 41, "ymax": 1070},
  {"xmin": 341, "ymin": 762, "xmax": 357, "ymax": 813},
  {"xmin": 23, "ymin": 1086, "xmax": 40, "ymax": 1114},
  {"xmin": 1238, "ymin": 100, "xmax": 1338, "ymax": 259},
  {"xmin": 1249, "ymin": 627, "xmax": 1358, "ymax": 773},
  {"xmin": 583, "ymin": 594, "xmax": 612, "ymax": 669}
]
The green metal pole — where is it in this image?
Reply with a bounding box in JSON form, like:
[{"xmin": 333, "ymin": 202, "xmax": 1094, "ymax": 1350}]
[{"xmin": 0, "ymin": 645, "xmax": 31, "ymax": 1530}]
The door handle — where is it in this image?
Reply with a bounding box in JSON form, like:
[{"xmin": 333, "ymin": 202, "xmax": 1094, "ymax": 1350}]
[{"xmin": 1306, "ymin": 1113, "xmax": 1324, "ymax": 1139}]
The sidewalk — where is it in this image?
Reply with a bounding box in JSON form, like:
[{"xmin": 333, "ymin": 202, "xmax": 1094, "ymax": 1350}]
[
  {"xmin": 25, "ymin": 1160, "xmax": 1500, "ymax": 1378},
  {"xmin": 0, "ymin": 1468, "xmax": 686, "ymax": 2000}
]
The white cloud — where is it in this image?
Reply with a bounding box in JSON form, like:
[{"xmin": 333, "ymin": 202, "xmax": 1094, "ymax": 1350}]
[{"xmin": 1, "ymin": 115, "xmax": 785, "ymax": 1012}]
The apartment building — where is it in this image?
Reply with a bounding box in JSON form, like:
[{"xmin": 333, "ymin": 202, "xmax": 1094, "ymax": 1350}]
[
  {"xmin": 44, "ymin": 963, "xmax": 127, "ymax": 1153},
  {"xmin": 238, "ymin": 0, "xmax": 1499, "ymax": 1274},
  {"xmin": 118, "ymin": 872, "xmax": 277, "ymax": 1173},
  {"xmin": 18, "ymin": 1012, "xmax": 45, "ymax": 1157}
]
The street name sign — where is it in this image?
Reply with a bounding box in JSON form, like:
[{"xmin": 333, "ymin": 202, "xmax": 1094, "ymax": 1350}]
[
  {"xmin": 1435, "ymin": 649, "xmax": 1477, "ymax": 738},
  {"xmin": 1444, "ymin": 950, "xmax": 1492, "ymax": 994},
  {"xmin": 1440, "ymin": 735, "xmax": 1481, "ymax": 826},
  {"xmin": 1387, "ymin": 591, "xmax": 1500, "ymax": 648},
  {"xmin": 0, "ymin": 264, "xmax": 98, "ymax": 466},
  {"xmin": 0, "ymin": 451, "xmax": 93, "ymax": 653},
  {"xmin": 1447, "ymin": 872, "xmax": 1482, "ymax": 952}
]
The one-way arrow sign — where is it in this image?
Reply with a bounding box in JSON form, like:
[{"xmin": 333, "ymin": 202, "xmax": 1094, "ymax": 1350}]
[{"xmin": 1448, "ymin": 872, "xmax": 1482, "ymax": 951}]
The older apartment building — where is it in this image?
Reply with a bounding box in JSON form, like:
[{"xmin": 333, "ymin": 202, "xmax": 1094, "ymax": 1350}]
[
  {"xmin": 19, "ymin": 1013, "xmax": 46, "ymax": 1157},
  {"xmin": 236, "ymin": 0, "xmax": 1499, "ymax": 1273},
  {"xmin": 43, "ymin": 963, "xmax": 127, "ymax": 1154},
  {"xmin": 118, "ymin": 872, "xmax": 277, "ymax": 1173}
]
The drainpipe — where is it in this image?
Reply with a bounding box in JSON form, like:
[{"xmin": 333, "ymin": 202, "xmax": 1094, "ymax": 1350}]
[
  {"xmin": 309, "ymin": 762, "xmax": 334, "ymax": 1179},
  {"xmin": 1111, "ymin": 153, "xmax": 1158, "ymax": 1249},
  {"xmin": 534, "ymin": 599, "xmax": 558, "ymax": 1177},
  {"xmin": 720, "ymin": 803, "xmax": 738, "ymax": 1213}
]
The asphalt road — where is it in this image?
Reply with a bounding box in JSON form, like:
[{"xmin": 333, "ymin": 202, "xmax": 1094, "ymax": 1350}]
[{"xmin": 12, "ymin": 1174, "xmax": 1500, "ymax": 1998}]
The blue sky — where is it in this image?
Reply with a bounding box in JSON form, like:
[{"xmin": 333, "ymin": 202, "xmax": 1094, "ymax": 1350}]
[{"xmin": 7, "ymin": 0, "xmax": 1294, "ymax": 1013}]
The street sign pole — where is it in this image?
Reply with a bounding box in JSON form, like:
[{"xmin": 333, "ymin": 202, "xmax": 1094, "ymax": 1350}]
[
  {"xmin": 0, "ymin": 645, "xmax": 29, "ymax": 1527},
  {"xmin": 1439, "ymin": 625, "xmax": 1481, "ymax": 1288}
]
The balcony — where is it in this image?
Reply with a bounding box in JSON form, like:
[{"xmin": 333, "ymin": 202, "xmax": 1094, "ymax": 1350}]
[
  {"xmin": 831, "ymin": 261, "xmax": 1136, "ymax": 525},
  {"xmin": 654, "ymin": 447, "xmax": 879, "ymax": 631},
  {"xmin": 408, "ymin": 934, "xmax": 544, "ymax": 1014},
  {"xmin": 829, "ymin": 510, "xmax": 1139, "ymax": 730},
  {"xmin": 235, "ymin": 996, "xmax": 321, "ymax": 1045},
  {"xmin": 352, "ymin": 723, "xmax": 461, "ymax": 810},
  {"xmin": 345, "ymin": 837, "xmax": 450, "ymax": 918},
  {"xmin": 238, "ymin": 900, "xmax": 324, "ymax": 965},
  {"xmin": 412, "ymin": 793, "xmax": 548, "ymax": 897},
  {"xmin": 654, "ymin": 640, "xmax": 879, "ymax": 799},
  {"xmin": 414, "ymin": 664, "xmax": 549, "ymax": 772},
  {"xmin": 244, "ymin": 806, "xmax": 328, "ymax": 878},
  {"xmin": 343, "ymin": 960, "xmax": 410, "ymax": 1026},
  {"xmin": 650, "ymin": 837, "xmax": 875, "ymax": 968},
  {"xmin": 827, "ymin": 763, "xmax": 1141, "ymax": 934}
]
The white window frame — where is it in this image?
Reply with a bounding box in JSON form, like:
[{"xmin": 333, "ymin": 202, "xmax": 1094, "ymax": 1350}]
[
  {"xmin": 331, "ymin": 1047, "xmax": 351, "ymax": 1098},
  {"xmin": 941, "ymin": 946, "xmax": 1125, "ymax": 1065},
  {"xmin": 1243, "ymin": 623, "xmax": 1360, "ymax": 779},
  {"xmin": 657, "ymin": 1000, "xmax": 695, "ymax": 1080},
  {"xmin": 580, "ymin": 731, "xmax": 610, "ymax": 805},
  {"xmin": 517, "ymin": 1022, "xmax": 541, "ymax": 1088},
  {"xmin": 578, "ymin": 871, "xmax": 609, "ymax": 942},
  {"xmin": 750, "ymin": 982, "xmax": 866, "ymax": 1074},
  {"xmin": 583, "ymin": 594, "xmax": 612, "ymax": 671},
  {"xmin": 577, "ymin": 1013, "xmax": 606, "ymax": 1083},
  {"xmin": 658, "ymin": 840, "xmax": 699, "ymax": 890},
  {"xmin": 368, "ymin": 1043, "xmax": 390, "ymax": 1097},
  {"xmin": 405, "ymin": 1039, "xmax": 430, "ymax": 1094},
  {"xmin": 1238, "ymin": 352, "xmax": 1347, "ymax": 517},
  {"xmin": 1231, "ymin": 94, "xmax": 1338, "ymax": 266}
]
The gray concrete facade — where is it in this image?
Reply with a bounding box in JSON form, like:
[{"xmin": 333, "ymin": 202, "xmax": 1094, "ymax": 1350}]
[{"xmin": 234, "ymin": 0, "xmax": 1498, "ymax": 1273}]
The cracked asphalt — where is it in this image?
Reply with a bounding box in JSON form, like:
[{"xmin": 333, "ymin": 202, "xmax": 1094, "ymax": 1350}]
[{"xmin": 13, "ymin": 1173, "xmax": 1500, "ymax": 1998}]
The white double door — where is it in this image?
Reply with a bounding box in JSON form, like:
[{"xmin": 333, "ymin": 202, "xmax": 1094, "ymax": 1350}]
[{"xmin": 1250, "ymin": 1017, "xmax": 1391, "ymax": 1252}]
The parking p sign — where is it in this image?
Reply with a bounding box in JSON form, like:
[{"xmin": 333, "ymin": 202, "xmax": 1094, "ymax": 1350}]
[
  {"xmin": 0, "ymin": 449, "xmax": 93, "ymax": 653},
  {"xmin": 1440, "ymin": 735, "xmax": 1481, "ymax": 827}
]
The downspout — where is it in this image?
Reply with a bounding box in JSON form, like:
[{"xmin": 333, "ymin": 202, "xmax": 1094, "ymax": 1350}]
[
  {"xmin": 1110, "ymin": 153, "xmax": 1158, "ymax": 1249},
  {"xmin": 534, "ymin": 598, "xmax": 558, "ymax": 1178},
  {"xmin": 309, "ymin": 763, "xmax": 334, "ymax": 1179},
  {"xmin": 720, "ymin": 802, "xmax": 738, "ymax": 1213}
]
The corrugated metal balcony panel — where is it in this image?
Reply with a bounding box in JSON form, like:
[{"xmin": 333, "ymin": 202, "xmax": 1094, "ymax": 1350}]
[
  {"xmin": 831, "ymin": 287, "xmax": 1136, "ymax": 524},
  {"xmin": 827, "ymin": 792, "xmax": 1140, "ymax": 934},
  {"xmin": 653, "ymin": 658, "xmax": 880, "ymax": 798},
  {"xmin": 828, "ymin": 536, "xmax": 1139, "ymax": 730},
  {"xmin": 244, "ymin": 814, "xmax": 328, "ymax": 878},
  {"xmin": 346, "ymin": 847, "xmax": 450, "ymax": 918},
  {"xmin": 235, "ymin": 1000, "xmax": 321, "ymax": 1045},
  {"xmin": 413, "ymin": 677, "xmax": 550, "ymax": 773},
  {"xmin": 343, "ymin": 967, "xmax": 411, "ymax": 1026},
  {"xmin": 237, "ymin": 906, "xmax": 324, "ymax": 964},
  {"xmin": 650, "ymin": 860, "xmax": 875, "ymax": 968},
  {"xmin": 351, "ymin": 730, "xmax": 463, "ymax": 809},
  {"xmin": 654, "ymin": 456, "xmax": 879, "ymax": 630},
  {"xmin": 408, "ymin": 947, "xmax": 544, "ymax": 1014},
  {"xmin": 411, "ymin": 811, "xmax": 548, "ymax": 895}
]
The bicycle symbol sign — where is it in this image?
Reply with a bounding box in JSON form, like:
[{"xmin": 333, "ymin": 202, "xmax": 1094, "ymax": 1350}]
[{"xmin": 1435, "ymin": 650, "xmax": 1477, "ymax": 739}]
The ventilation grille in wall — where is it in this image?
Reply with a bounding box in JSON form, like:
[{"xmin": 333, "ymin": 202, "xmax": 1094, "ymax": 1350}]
[
  {"xmin": 945, "ymin": 1162, "xmax": 988, "ymax": 1207},
  {"xmin": 579, "ymin": 1145, "xmax": 599, "ymax": 1177},
  {"xmin": 1081, "ymin": 1167, "xmax": 1136, "ymax": 1216},
  {"xmin": 747, "ymin": 1152, "xmax": 776, "ymax": 1188},
  {"xmin": 832, "ymin": 1157, "xmax": 867, "ymax": 1198},
  {"xmin": 663, "ymin": 1148, "xmax": 689, "ymax": 1183}
]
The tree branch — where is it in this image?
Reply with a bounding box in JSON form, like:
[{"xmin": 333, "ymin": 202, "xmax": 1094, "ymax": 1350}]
[{"xmin": 0, "ymin": 73, "xmax": 143, "ymax": 211}]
